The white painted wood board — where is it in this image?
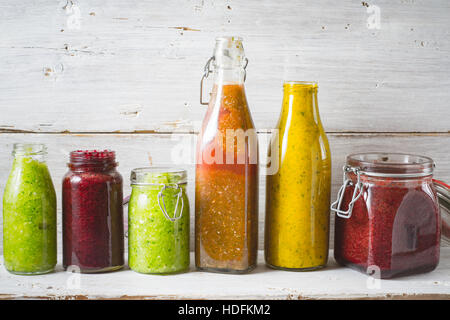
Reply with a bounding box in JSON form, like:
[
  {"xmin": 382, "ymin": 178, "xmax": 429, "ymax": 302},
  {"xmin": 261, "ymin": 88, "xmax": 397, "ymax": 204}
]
[
  {"xmin": 0, "ymin": 0, "xmax": 449, "ymax": 133},
  {"xmin": 1, "ymin": 248, "xmax": 449, "ymax": 300},
  {"xmin": 0, "ymin": 0, "xmax": 449, "ymax": 300},
  {"xmin": 0, "ymin": 133, "xmax": 448, "ymax": 254}
]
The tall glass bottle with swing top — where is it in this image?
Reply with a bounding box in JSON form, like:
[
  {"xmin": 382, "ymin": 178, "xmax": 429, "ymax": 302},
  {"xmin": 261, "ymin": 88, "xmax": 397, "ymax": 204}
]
[{"xmin": 195, "ymin": 36, "xmax": 259, "ymax": 273}]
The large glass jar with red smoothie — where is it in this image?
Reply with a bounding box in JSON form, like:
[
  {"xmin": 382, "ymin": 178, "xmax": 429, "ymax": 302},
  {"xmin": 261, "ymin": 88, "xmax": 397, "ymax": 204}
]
[
  {"xmin": 62, "ymin": 150, "xmax": 124, "ymax": 273},
  {"xmin": 331, "ymin": 153, "xmax": 441, "ymax": 279}
]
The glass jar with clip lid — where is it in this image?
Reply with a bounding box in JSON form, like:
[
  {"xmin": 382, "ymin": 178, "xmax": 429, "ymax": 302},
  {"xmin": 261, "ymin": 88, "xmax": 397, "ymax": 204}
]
[
  {"xmin": 331, "ymin": 153, "xmax": 441, "ymax": 279},
  {"xmin": 127, "ymin": 167, "xmax": 190, "ymax": 274}
]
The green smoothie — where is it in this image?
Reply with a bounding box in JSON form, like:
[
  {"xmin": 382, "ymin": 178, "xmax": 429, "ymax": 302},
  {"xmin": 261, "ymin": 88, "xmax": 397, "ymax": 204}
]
[
  {"xmin": 3, "ymin": 152, "xmax": 57, "ymax": 275},
  {"xmin": 128, "ymin": 169, "xmax": 189, "ymax": 274}
]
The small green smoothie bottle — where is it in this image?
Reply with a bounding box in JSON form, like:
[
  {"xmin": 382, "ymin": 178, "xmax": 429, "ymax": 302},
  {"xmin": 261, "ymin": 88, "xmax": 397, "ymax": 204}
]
[{"xmin": 2, "ymin": 143, "xmax": 57, "ymax": 275}]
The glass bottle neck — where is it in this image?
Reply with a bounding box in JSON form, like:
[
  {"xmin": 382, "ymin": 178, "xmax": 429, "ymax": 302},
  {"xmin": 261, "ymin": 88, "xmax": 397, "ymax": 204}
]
[
  {"xmin": 282, "ymin": 82, "xmax": 320, "ymax": 121},
  {"xmin": 213, "ymin": 67, "xmax": 245, "ymax": 84},
  {"xmin": 14, "ymin": 153, "xmax": 46, "ymax": 162},
  {"xmin": 13, "ymin": 143, "xmax": 47, "ymax": 162}
]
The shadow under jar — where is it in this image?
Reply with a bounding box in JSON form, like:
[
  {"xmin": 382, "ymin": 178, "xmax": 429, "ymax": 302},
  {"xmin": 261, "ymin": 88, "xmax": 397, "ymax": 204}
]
[
  {"xmin": 331, "ymin": 153, "xmax": 441, "ymax": 279},
  {"xmin": 62, "ymin": 150, "xmax": 124, "ymax": 273}
]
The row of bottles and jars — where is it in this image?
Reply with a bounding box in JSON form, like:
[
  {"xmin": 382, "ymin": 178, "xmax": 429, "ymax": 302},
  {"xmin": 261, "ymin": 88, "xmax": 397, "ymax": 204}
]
[
  {"xmin": 2, "ymin": 145, "xmax": 443, "ymax": 279},
  {"xmin": 1, "ymin": 36, "xmax": 445, "ymax": 279},
  {"xmin": 2, "ymin": 147, "xmax": 191, "ymax": 275}
]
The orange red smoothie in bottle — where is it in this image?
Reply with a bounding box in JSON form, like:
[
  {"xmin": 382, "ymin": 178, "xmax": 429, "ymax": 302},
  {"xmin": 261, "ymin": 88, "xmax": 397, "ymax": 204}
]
[{"xmin": 195, "ymin": 37, "xmax": 259, "ymax": 273}]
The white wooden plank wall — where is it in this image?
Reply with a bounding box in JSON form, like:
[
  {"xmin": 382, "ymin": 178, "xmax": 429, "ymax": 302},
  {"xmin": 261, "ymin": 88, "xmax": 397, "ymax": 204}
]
[{"xmin": 0, "ymin": 0, "xmax": 449, "ymax": 253}]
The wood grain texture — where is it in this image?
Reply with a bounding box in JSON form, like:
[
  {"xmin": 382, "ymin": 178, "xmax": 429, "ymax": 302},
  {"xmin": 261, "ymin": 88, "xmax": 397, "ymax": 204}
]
[
  {"xmin": 0, "ymin": 0, "xmax": 449, "ymax": 300},
  {"xmin": 0, "ymin": 132, "xmax": 448, "ymax": 253},
  {"xmin": 1, "ymin": 248, "xmax": 450, "ymax": 300},
  {"xmin": 0, "ymin": 0, "xmax": 449, "ymax": 133}
]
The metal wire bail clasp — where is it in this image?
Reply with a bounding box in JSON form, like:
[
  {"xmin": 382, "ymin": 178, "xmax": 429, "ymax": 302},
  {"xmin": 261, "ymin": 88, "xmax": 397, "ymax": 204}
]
[
  {"xmin": 157, "ymin": 183, "xmax": 184, "ymax": 222},
  {"xmin": 242, "ymin": 57, "xmax": 249, "ymax": 82},
  {"xmin": 330, "ymin": 165, "xmax": 364, "ymax": 219},
  {"xmin": 200, "ymin": 56, "xmax": 215, "ymax": 105},
  {"xmin": 199, "ymin": 56, "xmax": 249, "ymax": 105}
]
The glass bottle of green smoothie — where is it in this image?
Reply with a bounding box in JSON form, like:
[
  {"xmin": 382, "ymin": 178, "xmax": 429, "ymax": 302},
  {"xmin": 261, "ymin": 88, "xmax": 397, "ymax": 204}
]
[
  {"xmin": 128, "ymin": 168, "xmax": 190, "ymax": 274},
  {"xmin": 2, "ymin": 143, "xmax": 57, "ymax": 275}
]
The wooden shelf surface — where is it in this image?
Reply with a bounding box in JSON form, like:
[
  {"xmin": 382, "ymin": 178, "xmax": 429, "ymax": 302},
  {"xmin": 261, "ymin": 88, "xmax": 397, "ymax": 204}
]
[{"xmin": 1, "ymin": 249, "xmax": 450, "ymax": 300}]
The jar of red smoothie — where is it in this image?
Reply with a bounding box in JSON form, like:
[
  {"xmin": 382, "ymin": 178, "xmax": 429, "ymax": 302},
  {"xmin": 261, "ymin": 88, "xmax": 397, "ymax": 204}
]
[
  {"xmin": 331, "ymin": 153, "xmax": 440, "ymax": 279},
  {"xmin": 62, "ymin": 150, "xmax": 124, "ymax": 273}
]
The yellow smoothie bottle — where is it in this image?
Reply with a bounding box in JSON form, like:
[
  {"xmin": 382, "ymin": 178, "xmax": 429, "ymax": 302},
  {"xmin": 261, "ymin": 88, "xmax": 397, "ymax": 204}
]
[{"xmin": 265, "ymin": 81, "xmax": 331, "ymax": 270}]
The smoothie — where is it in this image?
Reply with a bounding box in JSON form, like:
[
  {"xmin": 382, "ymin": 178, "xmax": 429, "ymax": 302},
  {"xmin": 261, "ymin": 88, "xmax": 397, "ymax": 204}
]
[
  {"xmin": 62, "ymin": 150, "xmax": 124, "ymax": 273},
  {"xmin": 128, "ymin": 169, "xmax": 189, "ymax": 274},
  {"xmin": 3, "ymin": 148, "xmax": 57, "ymax": 275},
  {"xmin": 265, "ymin": 82, "xmax": 331, "ymax": 270},
  {"xmin": 195, "ymin": 83, "xmax": 259, "ymax": 272}
]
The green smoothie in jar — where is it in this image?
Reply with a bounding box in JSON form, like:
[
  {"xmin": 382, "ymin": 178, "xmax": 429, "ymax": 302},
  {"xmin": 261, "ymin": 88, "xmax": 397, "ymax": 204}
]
[
  {"xmin": 128, "ymin": 168, "xmax": 190, "ymax": 274},
  {"xmin": 2, "ymin": 143, "xmax": 57, "ymax": 275}
]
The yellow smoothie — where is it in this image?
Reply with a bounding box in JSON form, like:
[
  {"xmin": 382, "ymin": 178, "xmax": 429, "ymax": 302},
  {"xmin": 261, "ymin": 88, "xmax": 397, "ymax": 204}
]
[{"xmin": 265, "ymin": 82, "xmax": 331, "ymax": 270}]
